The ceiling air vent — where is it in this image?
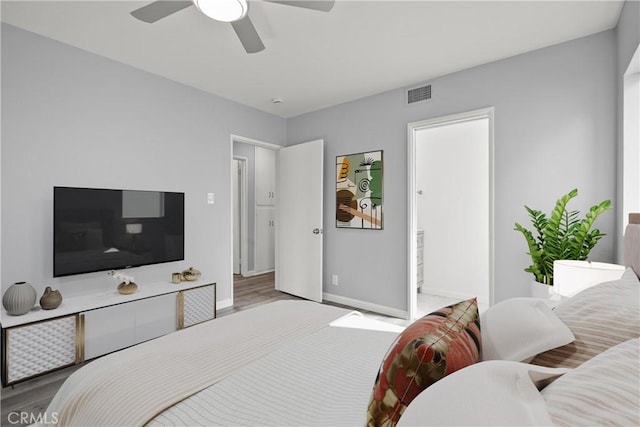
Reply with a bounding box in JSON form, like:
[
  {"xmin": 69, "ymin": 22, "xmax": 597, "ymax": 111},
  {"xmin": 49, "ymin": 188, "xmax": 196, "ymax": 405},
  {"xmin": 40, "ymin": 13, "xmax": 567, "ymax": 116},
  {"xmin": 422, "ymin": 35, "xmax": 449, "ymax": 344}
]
[{"xmin": 407, "ymin": 84, "xmax": 432, "ymax": 105}]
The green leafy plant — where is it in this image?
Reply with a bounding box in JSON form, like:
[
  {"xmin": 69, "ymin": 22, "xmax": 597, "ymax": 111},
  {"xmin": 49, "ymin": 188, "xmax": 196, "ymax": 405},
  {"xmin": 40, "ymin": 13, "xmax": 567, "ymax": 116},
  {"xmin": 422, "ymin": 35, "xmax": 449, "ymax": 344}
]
[{"xmin": 514, "ymin": 189, "xmax": 612, "ymax": 286}]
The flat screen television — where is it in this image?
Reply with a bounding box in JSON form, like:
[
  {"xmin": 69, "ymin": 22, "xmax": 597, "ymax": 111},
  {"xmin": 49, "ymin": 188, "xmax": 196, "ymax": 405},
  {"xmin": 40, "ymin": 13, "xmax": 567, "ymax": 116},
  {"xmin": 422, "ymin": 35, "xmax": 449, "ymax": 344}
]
[{"xmin": 53, "ymin": 186, "xmax": 184, "ymax": 277}]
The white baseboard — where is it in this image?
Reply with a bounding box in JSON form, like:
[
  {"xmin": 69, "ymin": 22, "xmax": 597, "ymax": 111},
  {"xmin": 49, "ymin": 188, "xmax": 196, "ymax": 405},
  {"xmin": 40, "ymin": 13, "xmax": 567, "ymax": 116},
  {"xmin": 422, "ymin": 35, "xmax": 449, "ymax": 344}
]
[
  {"xmin": 240, "ymin": 269, "xmax": 273, "ymax": 277},
  {"xmin": 419, "ymin": 287, "xmax": 489, "ymax": 307},
  {"xmin": 323, "ymin": 292, "xmax": 408, "ymax": 319},
  {"xmin": 217, "ymin": 298, "xmax": 233, "ymax": 310}
]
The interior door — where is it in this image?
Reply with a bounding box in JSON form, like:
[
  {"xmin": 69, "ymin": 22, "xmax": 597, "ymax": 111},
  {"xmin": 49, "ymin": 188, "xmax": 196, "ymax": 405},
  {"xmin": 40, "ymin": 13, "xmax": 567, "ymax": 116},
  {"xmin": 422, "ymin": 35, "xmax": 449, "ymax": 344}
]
[{"xmin": 276, "ymin": 139, "xmax": 324, "ymax": 302}]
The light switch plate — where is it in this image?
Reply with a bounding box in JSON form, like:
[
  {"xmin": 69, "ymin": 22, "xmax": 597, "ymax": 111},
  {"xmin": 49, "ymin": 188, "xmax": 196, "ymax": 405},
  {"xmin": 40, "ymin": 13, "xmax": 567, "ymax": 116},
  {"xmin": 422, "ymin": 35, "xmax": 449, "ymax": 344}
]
[{"xmin": 207, "ymin": 193, "xmax": 214, "ymax": 204}]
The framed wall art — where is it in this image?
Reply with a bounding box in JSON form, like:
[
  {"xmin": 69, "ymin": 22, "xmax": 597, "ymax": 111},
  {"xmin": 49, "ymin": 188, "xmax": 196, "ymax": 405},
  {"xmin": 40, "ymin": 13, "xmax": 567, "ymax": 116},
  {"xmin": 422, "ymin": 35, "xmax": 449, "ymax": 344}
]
[{"xmin": 336, "ymin": 150, "xmax": 383, "ymax": 229}]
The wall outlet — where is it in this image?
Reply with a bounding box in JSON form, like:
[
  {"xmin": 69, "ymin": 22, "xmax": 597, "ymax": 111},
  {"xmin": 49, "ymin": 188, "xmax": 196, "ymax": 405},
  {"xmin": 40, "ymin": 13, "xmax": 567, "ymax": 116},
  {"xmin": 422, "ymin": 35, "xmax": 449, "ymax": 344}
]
[
  {"xmin": 207, "ymin": 193, "xmax": 215, "ymax": 204},
  {"xmin": 332, "ymin": 274, "xmax": 339, "ymax": 286}
]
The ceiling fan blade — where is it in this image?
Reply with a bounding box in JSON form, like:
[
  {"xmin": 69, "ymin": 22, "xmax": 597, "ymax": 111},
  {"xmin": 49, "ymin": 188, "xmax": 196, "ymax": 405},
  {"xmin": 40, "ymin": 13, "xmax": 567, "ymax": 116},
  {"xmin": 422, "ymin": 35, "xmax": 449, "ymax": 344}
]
[
  {"xmin": 231, "ymin": 16, "xmax": 265, "ymax": 54},
  {"xmin": 263, "ymin": 1, "xmax": 334, "ymax": 12},
  {"xmin": 131, "ymin": 1, "xmax": 193, "ymax": 23}
]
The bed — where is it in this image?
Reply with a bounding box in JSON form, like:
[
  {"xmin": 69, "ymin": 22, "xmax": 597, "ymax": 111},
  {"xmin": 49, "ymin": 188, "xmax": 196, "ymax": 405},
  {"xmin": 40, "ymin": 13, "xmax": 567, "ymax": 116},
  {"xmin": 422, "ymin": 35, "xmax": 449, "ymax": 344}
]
[{"xmin": 39, "ymin": 217, "xmax": 640, "ymax": 427}]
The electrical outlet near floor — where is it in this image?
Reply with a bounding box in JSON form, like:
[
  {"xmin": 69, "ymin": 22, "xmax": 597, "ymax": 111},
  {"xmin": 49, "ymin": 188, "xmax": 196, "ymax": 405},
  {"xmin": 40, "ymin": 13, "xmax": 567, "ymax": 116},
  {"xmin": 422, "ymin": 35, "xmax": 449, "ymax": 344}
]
[{"xmin": 332, "ymin": 274, "xmax": 339, "ymax": 286}]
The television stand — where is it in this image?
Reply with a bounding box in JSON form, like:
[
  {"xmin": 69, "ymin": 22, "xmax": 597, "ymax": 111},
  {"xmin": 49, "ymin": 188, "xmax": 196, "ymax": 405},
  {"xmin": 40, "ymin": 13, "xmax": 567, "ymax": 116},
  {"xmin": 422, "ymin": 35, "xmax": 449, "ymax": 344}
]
[{"xmin": 0, "ymin": 279, "xmax": 216, "ymax": 386}]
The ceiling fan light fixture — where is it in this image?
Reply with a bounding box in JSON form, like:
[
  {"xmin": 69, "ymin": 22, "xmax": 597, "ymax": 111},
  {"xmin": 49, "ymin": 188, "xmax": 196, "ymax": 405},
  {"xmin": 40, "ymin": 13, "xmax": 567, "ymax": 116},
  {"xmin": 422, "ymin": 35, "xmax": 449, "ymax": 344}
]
[{"xmin": 193, "ymin": 0, "xmax": 248, "ymax": 22}]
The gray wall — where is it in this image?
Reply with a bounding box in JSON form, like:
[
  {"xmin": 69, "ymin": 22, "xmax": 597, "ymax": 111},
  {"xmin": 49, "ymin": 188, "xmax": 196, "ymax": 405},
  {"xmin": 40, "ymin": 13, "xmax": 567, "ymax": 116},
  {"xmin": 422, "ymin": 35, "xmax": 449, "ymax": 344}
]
[
  {"xmin": 1, "ymin": 24, "xmax": 286, "ymax": 304},
  {"xmin": 2, "ymin": 12, "xmax": 630, "ymax": 315},
  {"xmin": 616, "ymin": 0, "xmax": 640, "ymax": 261},
  {"xmin": 287, "ymin": 30, "xmax": 617, "ymax": 311}
]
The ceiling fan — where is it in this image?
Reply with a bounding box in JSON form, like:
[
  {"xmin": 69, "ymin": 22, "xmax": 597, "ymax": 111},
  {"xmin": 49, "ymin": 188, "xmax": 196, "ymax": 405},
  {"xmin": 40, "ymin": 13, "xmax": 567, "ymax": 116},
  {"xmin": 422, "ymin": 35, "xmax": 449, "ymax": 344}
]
[{"xmin": 130, "ymin": 0, "xmax": 335, "ymax": 54}]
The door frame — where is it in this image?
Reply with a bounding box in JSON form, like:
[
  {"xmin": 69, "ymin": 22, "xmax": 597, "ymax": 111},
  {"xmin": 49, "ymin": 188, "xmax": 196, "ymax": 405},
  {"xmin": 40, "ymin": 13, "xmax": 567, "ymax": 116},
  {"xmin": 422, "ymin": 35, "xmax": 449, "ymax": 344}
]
[
  {"xmin": 407, "ymin": 107, "xmax": 495, "ymax": 320},
  {"xmin": 620, "ymin": 44, "xmax": 640, "ymax": 260},
  {"xmin": 229, "ymin": 134, "xmax": 281, "ymax": 305},
  {"xmin": 233, "ymin": 156, "xmax": 248, "ymax": 276}
]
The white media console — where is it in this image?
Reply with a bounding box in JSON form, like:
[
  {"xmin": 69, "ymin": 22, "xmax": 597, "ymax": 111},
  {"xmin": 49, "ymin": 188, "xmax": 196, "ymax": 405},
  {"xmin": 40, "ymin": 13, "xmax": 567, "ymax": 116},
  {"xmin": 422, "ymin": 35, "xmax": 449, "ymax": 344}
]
[{"xmin": 0, "ymin": 279, "xmax": 216, "ymax": 386}]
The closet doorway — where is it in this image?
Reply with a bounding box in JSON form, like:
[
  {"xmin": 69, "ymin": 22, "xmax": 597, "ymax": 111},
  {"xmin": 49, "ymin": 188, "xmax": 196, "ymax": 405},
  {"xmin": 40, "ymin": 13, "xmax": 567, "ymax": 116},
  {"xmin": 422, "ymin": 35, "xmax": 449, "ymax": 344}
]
[{"xmin": 407, "ymin": 108, "xmax": 494, "ymax": 320}]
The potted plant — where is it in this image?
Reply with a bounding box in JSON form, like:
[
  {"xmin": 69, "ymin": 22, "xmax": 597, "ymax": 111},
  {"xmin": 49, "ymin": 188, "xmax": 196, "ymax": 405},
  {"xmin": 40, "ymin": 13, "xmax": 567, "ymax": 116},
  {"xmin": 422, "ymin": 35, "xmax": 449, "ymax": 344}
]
[{"xmin": 514, "ymin": 189, "xmax": 611, "ymax": 295}]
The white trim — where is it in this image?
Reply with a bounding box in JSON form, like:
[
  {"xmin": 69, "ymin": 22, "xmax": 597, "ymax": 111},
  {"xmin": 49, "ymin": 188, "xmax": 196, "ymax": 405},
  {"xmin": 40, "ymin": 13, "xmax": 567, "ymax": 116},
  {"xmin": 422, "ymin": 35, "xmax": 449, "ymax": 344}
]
[
  {"xmin": 231, "ymin": 134, "xmax": 281, "ymax": 150},
  {"xmin": 217, "ymin": 298, "xmax": 233, "ymax": 311},
  {"xmin": 251, "ymin": 268, "xmax": 275, "ymax": 275},
  {"xmin": 419, "ymin": 287, "xmax": 490, "ymax": 307},
  {"xmin": 239, "ymin": 269, "xmax": 265, "ymax": 277},
  {"xmin": 407, "ymin": 107, "xmax": 495, "ymax": 320},
  {"xmin": 621, "ymin": 45, "xmax": 640, "ymax": 262},
  {"xmin": 407, "ymin": 123, "xmax": 417, "ymax": 320},
  {"xmin": 323, "ymin": 292, "xmax": 408, "ymax": 319}
]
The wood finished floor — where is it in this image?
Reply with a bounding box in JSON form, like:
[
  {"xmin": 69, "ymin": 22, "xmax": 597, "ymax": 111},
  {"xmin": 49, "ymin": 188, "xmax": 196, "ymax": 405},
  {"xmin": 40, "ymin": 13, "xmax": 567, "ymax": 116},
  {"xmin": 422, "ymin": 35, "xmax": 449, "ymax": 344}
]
[{"xmin": 0, "ymin": 272, "xmax": 300, "ymax": 427}]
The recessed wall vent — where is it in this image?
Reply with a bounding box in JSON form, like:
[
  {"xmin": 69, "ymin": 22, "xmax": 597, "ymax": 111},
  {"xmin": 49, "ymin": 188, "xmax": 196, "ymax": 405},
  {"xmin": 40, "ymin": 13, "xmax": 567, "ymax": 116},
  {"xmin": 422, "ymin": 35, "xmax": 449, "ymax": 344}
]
[{"xmin": 407, "ymin": 84, "xmax": 432, "ymax": 104}]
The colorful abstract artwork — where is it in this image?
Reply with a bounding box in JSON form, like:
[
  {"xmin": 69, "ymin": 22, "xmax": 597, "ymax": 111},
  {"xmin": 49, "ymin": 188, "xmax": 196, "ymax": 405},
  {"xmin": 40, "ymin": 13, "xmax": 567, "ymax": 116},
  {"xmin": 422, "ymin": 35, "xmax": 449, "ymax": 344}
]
[{"xmin": 336, "ymin": 150, "xmax": 383, "ymax": 229}]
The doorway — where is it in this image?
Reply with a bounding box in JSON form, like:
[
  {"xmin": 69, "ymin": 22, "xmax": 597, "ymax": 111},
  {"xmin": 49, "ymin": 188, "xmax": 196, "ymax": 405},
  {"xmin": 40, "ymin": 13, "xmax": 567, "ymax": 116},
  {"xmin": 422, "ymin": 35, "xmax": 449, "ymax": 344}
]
[
  {"xmin": 230, "ymin": 136, "xmax": 326, "ymax": 306},
  {"xmin": 407, "ymin": 108, "xmax": 494, "ymax": 320},
  {"xmin": 230, "ymin": 135, "xmax": 280, "ymax": 305}
]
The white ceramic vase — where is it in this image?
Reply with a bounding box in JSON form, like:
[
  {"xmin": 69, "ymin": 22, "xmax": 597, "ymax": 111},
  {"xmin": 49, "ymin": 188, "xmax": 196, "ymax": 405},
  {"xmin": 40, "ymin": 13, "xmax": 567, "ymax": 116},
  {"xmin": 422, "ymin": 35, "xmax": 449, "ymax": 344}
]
[
  {"xmin": 2, "ymin": 281, "xmax": 37, "ymax": 315},
  {"xmin": 530, "ymin": 280, "xmax": 553, "ymax": 298}
]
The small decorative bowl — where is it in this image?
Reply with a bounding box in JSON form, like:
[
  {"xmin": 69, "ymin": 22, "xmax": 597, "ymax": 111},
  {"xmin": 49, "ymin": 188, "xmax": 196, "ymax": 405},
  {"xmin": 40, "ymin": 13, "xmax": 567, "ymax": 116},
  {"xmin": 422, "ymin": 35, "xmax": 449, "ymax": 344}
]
[
  {"xmin": 117, "ymin": 282, "xmax": 138, "ymax": 295},
  {"xmin": 181, "ymin": 267, "xmax": 201, "ymax": 282}
]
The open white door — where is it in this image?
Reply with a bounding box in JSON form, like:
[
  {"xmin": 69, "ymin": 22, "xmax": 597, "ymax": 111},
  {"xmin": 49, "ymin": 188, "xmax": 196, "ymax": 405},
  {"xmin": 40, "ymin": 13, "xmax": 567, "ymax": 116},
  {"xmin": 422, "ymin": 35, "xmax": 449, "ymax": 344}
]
[{"xmin": 275, "ymin": 139, "xmax": 324, "ymax": 302}]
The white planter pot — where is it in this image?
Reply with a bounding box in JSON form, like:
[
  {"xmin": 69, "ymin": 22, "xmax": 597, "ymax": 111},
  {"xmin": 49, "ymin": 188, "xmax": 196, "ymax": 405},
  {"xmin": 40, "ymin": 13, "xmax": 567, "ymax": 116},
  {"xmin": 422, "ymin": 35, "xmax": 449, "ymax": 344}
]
[{"xmin": 530, "ymin": 280, "xmax": 553, "ymax": 298}]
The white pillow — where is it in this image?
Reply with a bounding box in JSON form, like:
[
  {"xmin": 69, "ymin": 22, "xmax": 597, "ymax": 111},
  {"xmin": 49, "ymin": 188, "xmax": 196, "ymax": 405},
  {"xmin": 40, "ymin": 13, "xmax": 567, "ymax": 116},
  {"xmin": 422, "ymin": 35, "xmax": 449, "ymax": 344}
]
[
  {"xmin": 480, "ymin": 297, "xmax": 574, "ymax": 362},
  {"xmin": 398, "ymin": 361, "xmax": 568, "ymax": 427},
  {"xmin": 541, "ymin": 338, "xmax": 640, "ymax": 426},
  {"xmin": 531, "ymin": 268, "xmax": 639, "ymax": 368}
]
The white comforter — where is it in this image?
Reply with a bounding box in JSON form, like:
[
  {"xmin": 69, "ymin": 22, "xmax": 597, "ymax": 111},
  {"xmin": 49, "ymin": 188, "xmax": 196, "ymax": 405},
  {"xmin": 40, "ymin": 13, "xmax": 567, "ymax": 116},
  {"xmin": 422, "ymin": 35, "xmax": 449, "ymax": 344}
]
[
  {"xmin": 43, "ymin": 301, "xmax": 370, "ymax": 427},
  {"xmin": 149, "ymin": 319, "xmax": 399, "ymax": 426}
]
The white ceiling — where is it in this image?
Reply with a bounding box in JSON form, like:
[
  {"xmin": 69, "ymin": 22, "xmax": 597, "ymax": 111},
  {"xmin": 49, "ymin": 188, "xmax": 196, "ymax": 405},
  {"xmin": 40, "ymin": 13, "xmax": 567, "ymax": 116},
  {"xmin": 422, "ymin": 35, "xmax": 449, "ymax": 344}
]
[{"xmin": 1, "ymin": 1, "xmax": 624, "ymax": 118}]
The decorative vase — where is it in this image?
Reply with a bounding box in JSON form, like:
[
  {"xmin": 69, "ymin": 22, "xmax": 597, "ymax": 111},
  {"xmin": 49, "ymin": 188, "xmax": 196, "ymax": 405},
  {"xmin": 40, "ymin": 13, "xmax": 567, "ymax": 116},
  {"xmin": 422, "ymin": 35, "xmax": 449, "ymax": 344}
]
[
  {"xmin": 40, "ymin": 286, "xmax": 63, "ymax": 310},
  {"xmin": 181, "ymin": 267, "xmax": 201, "ymax": 282},
  {"xmin": 2, "ymin": 281, "xmax": 37, "ymax": 316},
  {"xmin": 117, "ymin": 282, "xmax": 138, "ymax": 295},
  {"xmin": 530, "ymin": 280, "xmax": 553, "ymax": 298}
]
